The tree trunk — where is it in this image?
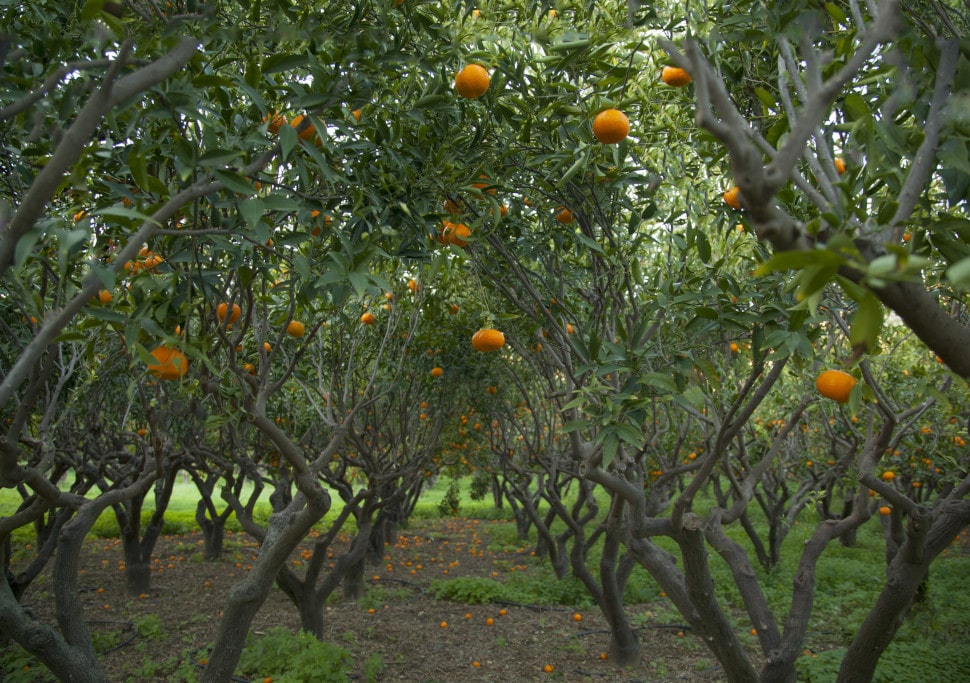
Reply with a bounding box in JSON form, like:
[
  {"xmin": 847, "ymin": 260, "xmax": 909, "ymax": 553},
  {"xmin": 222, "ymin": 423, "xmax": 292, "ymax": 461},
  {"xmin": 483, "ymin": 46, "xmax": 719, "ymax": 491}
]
[
  {"xmin": 838, "ymin": 498, "xmax": 857, "ymax": 548},
  {"xmin": 196, "ymin": 496, "xmax": 230, "ymax": 561},
  {"xmin": 513, "ymin": 506, "xmax": 531, "ymax": 541},
  {"xmin": 599, "ymin": 531, "xmax": 639, "ymax": 666},
  {"xmin": 342, "ymin": 555, "xmax": 366, "ymax": 600},
  {"xmin": 123, "ymin": 559, "xmax": 151, "ymax": 595},
  {"xmin": 491, "ymin": 476, "xmax": 504, "ymax": 509},
  {"xmin": 677, "ymin": 517, "xmax": 759, "ymax": 683},
  {"xmin": 201, "ymin": 516, "xmax": 226, "ymax": 561},
  {"xmin": 202, "ymin": 489, "xmax": 329, "ymax": 683},
  {"xmin": 0, "ymin": 517, "xmax": 108, "ymax": 683},
  {"xmin": 837, "ymin": 503, "xmax": 970, "ymax": 682}
]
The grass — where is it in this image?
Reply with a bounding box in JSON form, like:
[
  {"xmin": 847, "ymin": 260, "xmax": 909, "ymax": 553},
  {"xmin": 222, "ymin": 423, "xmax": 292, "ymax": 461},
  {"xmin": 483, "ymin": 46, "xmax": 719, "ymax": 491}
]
[{"xmin": 0, "ymin": 475, "xmax": 503, "ymax": 542}]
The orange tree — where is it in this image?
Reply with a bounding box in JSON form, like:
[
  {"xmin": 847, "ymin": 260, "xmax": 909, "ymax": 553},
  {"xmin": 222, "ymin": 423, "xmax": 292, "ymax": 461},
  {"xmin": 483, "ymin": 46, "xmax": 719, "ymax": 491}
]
[{"xmin": 475, "ymin": 343, "xmax": 651, "ymax": 665}]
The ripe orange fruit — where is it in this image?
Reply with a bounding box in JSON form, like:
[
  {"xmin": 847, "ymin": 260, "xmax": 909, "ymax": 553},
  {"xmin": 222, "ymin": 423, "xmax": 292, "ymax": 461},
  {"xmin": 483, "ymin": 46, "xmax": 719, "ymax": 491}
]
[
  {"xmin": 485, "ymin": 617, "xmax": 494, "ymax": 626},
  {"xmin": 834, "ymin": 157, "xmax": 846, "ymax": 175},
  {"xmin": 455, "ymin": 64, "xmax": 490, "ymax": 99},
  {"xmin": 881, "ymin": 470, "xmax": 895, "ymax": 482},
  {"xmin": 352, "ymin": 109, "xmax": 362, "ymax": 122},
  {"xmin": 723, "ymin": 186, "xmax": 741, "ymax": 209},
  {"xmin": 290, "ymin": 114, "xmax": 320, "ymax": 142},
  {"xmin": 450, "ymin": 223, "xmax": 471, "ymax": 247},
  {"xmin": 472, "ymin": 328, "xmax": 505, "ymax": 352},
  {"xmin": 815, "ymin": 369, "xmax": 857, "ymax": 403},
  {"xmin": 555, "ymin": 207, "xmax": 574, "ymax": 224},
  {"xmin": 217, "ymin": 302, "xmax": 241, "ymax": 324},
  {"xmin": 879, "ymin": 505, "xmax": 891, "ymax": 516},
  {"xmin": 572, "ymin": 613, "xmax": 582, "ymax": 622},
  {"xmin": 543, "ymin": 664, "xmax": 554, "ymax": 673},
  {"xmin": 147, "ymin": 346, "xmax": 188, "ymax": 380},
  {"xmin": 286, "ymin": 320, "xmax": 305, "ymax": 338},
  {"xmin": 592, "ymin": 109, "xmax": 630, "ymax": 144},
  {"xmin": 471, "ymin": 174, "xmax": 497, "ymax": 195},
  {"xmin": 661, "ymin": 66, "xmax": 692, "ymax": 87},
  {"xmin": 360, "ymin": 312, "xmax": 376, "ymax": 325},
  {"xmin": 263, "ymin": 112, "xmax": 286, "ymax": 134},
  {"xmin": 263, "ymin": 342, "xmax": 272, "ymax": 352},
  {"xmin": 97, "ymin": 289, "xmax": 113, "ymax": 304},
  {"xmin": 431, "ymin": 367, "xmax": 444, "ymax": 377},
  {"xmin": 565, "ymin": 323, "xmax": 575, "ymax": 335},
  {"xmin": 408, "ymin": 278, "xmax": 419, "ymax": 293},
  {"xmin": 730, "ymin": 342, "xmax": 739, "ymax": 353}
]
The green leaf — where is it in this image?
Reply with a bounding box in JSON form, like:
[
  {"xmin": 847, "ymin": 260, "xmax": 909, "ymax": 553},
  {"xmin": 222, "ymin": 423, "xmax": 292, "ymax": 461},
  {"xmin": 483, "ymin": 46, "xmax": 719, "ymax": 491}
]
[
  {"xmin": 754, "ymin": 247, "xmax": 844, "ymax": 275},
  {"xmin": 199, "ymin": 150, "xmax": 242, "ymax": 167},
  {"xmin": 128, "ymin": 143, "xmax": 148, "ymax": 190},
  {"xmin": 348, "ymin": 271, "xmax": 369, "ymax": 298},
  {"xmin": 946, "ymin": 256, "xmax": 970, "ymax": 287},
  {"xmin": 615, "ymin": 422, "xmax": 643, "ymax": 446},
  {"xmin": 849, "ymin": 293, "xmax": 884, "ymax": 353},
  {"xmin": 213, "ymin": 170, "xmax": 256, "ymax": 196},
  {"xmin": 867, "ymin": 254, "xmax": 898, "ymax": 277},
  {"xmin": 262, "ymin": 54, "xmax": 309, "ymax": 74},
  {"xmin": 238, "ymin": 198, "xmax": 266, "ymax": 229},
  {"xmin": 843, "ymin": 93, "xmax": 870, "ymax": 121},
  {"xmin": 642, "ymin": 372, "xmax": 678, "ymax": 393},
  {"xmin": 15, "ymin": 230, "xmax": 43, "ymax": 268},
  {"xmin": 824, "ymin": 2, "xmax": 847, "ymax": 24},
  {"xmin": 93, "ymin": 206, "xmax": 162, "ymax": 226},
  {"xmin": 601, "ymin": 432, "xmax": 618, "ymax": 470},
  {"xmin": 753, "ymin": 87, "xmax": 775, "ymax": 110},
  {"xmin": 561, "ymin": 419, "xmax": 588, "ymax": 433},
  {"xmin": 139, "ymin": 317, "xmax": 168, "ymax": 338}
]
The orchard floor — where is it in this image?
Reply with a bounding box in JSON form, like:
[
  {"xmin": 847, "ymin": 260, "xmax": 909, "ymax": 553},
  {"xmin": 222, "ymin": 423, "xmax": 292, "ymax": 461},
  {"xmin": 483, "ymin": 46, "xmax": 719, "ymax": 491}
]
[{"xmin": 27, "ymin": 517, "xmax": 737, "ymax": 682}]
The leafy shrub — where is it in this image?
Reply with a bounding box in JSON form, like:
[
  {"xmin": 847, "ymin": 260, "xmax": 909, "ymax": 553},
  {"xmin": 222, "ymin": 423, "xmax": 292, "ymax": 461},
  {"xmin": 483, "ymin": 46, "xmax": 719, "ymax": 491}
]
[
  {"xmin": 0, "ymin": 644, "xmax": 54, "ymax": 683},
  {"xmin": 469, "ymin": 472, "xmax": 491, "ymax": 501},
  {"xmin": 436, "ymin": 479, "xmax": 461, "ymax": 517},
  {"xmin": 505, "ymin": 571, "xmax": 594, "ymax": 607},
  {"xmin": 135, "ymin": 613, "xmax": 165, "ymax": 640},
  {"xmin": 235, "ymin": 627, "xmax": 351, "ymax": 682},
  {"xmin": 430, "ymin": 577, "xmax": 512, "ymax": 604}
]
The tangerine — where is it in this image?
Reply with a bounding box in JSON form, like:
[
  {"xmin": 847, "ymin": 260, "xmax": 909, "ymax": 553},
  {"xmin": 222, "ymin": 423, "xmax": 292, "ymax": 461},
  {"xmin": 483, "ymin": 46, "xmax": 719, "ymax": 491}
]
[
  {"xmin": 472, "ymin": 328, "xmax": 505, "ymax": 352},
  {"xmin": 661, "ymin": 66, "xmax": 692, "ymax": 86},
  {"xmin": 555, "ymin": 207, "xmax": 574, "ymax": 224},
  {"xmin": 592, "ymin": 108, "xmax": 630, "ymax": 144},
  {"xmin": 455, "ymin": 64, "xmax": 490, "ymax": 99},
  {"xmin": 816, "ymin": 369, "xmax": 856, "ymax": 403},
  {"xmin": 723, "ymin": 186, "xmax": 741, "ymax": 209},
  {"xmin": 217, "ymin": 302, "xmax": 241, "ymax": 324},
  {"xmin": 147, "ymin": 346, "xmax": 188, "ymax": 380}
]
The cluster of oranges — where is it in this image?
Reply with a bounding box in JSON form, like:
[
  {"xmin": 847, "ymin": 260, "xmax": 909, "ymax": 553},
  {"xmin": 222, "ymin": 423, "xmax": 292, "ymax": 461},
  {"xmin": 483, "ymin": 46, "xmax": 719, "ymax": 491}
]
[{"xmin": 123, "ymin": 246, "xmax": 164, "ymax": 274}]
